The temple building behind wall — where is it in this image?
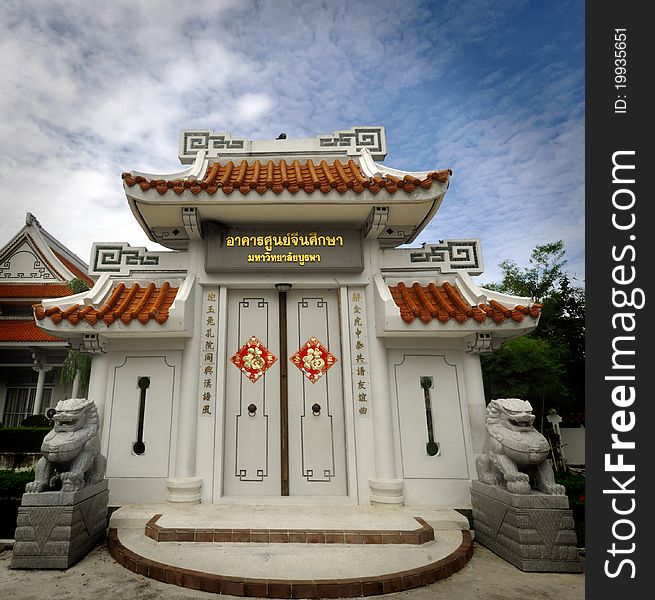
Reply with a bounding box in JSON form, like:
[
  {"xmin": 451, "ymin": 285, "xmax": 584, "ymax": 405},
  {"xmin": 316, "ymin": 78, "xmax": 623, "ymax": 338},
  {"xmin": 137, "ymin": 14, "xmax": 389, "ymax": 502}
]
[{"xmin": 0, "ymin": 214, "xmax": 94, "ymax": 429}]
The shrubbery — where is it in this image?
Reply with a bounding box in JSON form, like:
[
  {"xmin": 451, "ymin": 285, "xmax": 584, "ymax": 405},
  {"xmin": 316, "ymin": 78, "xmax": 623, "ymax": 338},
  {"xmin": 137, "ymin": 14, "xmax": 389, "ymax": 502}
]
[
  {"xmin": 0, "ymin": 428, "xmax": 50, "ymax": 452},
  {"xmin": 556, "ymin": 470, "xmax": 585, "ymax": 548},
  {"xmin": 0, "ymin": 469, "xmax": 34, "ymax": 498},
  {"xmin": 20, "ymin": 414, "xmax": 53, "ymax": 428},
  {"xmin": 0, "ymin": 470, "xmax": 34, "ymax": 538}
]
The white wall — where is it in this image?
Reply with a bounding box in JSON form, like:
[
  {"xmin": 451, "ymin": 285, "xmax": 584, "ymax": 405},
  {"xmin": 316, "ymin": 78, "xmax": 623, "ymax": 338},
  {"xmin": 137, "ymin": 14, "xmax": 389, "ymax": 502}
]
[
  {"xmin": 561, "ymin": 427, "xmax": 585, "ymax": 466},
  {"xmin": 388, "ymin": 348, "xmax": 474, "ymax": 506},
  {"xmin": 103, "ymin": 350, "xmax": 182, "ymax": 504}
]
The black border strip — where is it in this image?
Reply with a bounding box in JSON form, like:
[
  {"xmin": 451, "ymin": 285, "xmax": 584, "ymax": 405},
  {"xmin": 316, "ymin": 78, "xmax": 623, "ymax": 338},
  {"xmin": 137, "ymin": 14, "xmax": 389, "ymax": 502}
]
[{"xmin": 586, "ymin": 3, "xmax": 653, "ymax": 598}]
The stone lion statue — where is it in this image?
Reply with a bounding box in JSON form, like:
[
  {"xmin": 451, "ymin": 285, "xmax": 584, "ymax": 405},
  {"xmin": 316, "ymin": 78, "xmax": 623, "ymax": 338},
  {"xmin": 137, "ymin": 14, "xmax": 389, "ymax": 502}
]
[
  {"xmin": 26, "ymin": 398, "xmax": 106, "ymax": 493},
  {"xmin": 475, "ymin": 398, "xmax": 565, "ymax": 495}
]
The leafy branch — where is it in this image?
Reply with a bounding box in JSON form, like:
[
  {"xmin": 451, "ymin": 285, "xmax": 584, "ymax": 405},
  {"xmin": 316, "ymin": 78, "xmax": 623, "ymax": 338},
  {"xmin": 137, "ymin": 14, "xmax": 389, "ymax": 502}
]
[
  {"xmin": 481, "ymin": 241, "xmax": 585, "ymax": 422},
  {"xmin": 59, "ymin": 278, "xmax": 93, "ymax": 394}
]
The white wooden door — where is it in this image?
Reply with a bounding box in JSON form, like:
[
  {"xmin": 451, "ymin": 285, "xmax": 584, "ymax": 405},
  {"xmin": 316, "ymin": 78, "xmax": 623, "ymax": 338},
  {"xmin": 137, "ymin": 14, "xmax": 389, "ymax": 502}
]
[
  {"xmin": 222, "ymin": 289, "xmax": 346, "ymax": 497},
  {"xmin": 287, "ymin": 290, "xmax": 347, "ymax": 496},
  {"xmin": 223, "ymin": 291, "xmax": 281, "ymax": 496}
]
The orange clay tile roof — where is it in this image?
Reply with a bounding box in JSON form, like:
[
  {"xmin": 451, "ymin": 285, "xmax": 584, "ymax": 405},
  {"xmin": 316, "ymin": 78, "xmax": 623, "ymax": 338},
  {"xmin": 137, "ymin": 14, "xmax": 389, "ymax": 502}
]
[
  {"xmin": 389, "ymin": 282, "xmax": 542, "ymax": 325},
  {"xmin": 52, "ymin": 251, "xmax": 94, "ymax": 287},
  {"xmin": 122, "ymin": 159, "xmax": 451, "ymax": 196},
  {"xmin": 34, "ymin": 281, "xmax": 178, "ymax": 327},
  {"xmin": 0, "ymin": 319, "xmax": 64, "ymax": 342},
  {"xmin": 0, "ymin": 283, "xmax": 74, "ymax": 298}
]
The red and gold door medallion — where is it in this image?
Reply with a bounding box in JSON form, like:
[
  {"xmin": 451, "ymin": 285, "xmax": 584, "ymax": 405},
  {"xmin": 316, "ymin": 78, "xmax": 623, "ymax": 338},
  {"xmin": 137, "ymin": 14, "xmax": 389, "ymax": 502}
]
[
  {"xmin": 230, "ymin": 335, "xmax": 277, "ymax": 383},
  {"xmin": 290, "ymin": 336, "xmax": 336, "ymax": 384}
]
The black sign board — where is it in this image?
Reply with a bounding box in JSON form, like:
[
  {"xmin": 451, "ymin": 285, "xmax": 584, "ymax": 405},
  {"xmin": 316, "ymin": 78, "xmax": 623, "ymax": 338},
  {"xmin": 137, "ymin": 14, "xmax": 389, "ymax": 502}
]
[{"xmin": 204, "ymin": 224, "xmax": 364, "ymax": 273}]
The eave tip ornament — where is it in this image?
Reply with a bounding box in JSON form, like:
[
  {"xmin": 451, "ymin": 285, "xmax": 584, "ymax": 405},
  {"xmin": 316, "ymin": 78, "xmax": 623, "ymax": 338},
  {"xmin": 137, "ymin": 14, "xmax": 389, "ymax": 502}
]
[
  {"xmin": 230, "ymin": 336, "xmax": 277, "ymax": 383},
  {"xmin": 290, "ymin": 336, "xmax": 336, "ymax": 384}
]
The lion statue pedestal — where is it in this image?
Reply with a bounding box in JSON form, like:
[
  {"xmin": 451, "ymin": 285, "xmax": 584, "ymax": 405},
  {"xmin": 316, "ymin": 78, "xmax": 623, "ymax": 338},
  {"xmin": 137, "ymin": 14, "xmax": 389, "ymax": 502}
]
[
  {"xmin": 11, "ymin": 398, "xmax": 109, "ymax": 570},
  {"xmin": 470, "ymin": 398, "xmax": 582, "ymax": 573}
]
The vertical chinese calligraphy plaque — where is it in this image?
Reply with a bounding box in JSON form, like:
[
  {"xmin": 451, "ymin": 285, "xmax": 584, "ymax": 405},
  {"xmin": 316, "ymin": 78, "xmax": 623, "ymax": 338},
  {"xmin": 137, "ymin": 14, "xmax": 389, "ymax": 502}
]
[
  {"xmin": 348, "ymin": 287, "xmax": 371, "ymax": 418},
  {"xmin": 199, "ymin": 288, "xmax": 219, "ymax": 417}
]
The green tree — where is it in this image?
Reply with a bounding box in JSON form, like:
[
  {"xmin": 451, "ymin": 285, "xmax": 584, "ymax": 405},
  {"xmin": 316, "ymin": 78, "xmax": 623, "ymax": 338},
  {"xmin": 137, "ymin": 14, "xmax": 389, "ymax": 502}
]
[
  {"xmin": 59, "ymin": 279, "xmax": 93, "ymax": 395},
  {"xmin": 486, "ymin": 241, "xmax": 566, "ymax": 301},
  {"xmin": 60, "ymin": 349, "xmax": 92, "ymax": 394},
  {"xmin": 534, "ymin": 274, "xmax": 585, "ymax": 408},
  {"xmin": 480, "ymin": 241, "xmax": 585, "ymax": 425},
  {"xmin": 480, "ymin": 336, "xmax": 567, "ymax": 430},
  {"xmin": 69, "ymin": 278, "xmax": 91, "ymax": 295}
]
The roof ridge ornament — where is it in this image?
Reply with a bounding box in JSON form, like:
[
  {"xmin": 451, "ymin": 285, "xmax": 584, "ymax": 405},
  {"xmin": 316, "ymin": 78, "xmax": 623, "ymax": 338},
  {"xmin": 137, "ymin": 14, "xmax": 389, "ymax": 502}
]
[
  {"xmin": 359, "ymin": 147, "xmax": 440, "ymax": 180},
  {"xmin": 90, "ymin": 243, "xmax": 161, "ymax": 276},
  {"xmin": 25, "ymin": 212, "xmax": 41, "ymax": 228},
  {"xmin": 129, "ymin": 149, "xmax": 208, "ymax": 181},
  {"xmin": 381, "ymin": 240, "xmax": 484, "ymax": 275},
  {"xmin": 178, "ymin": 126, "xmax": 388, "ymax": 163}
]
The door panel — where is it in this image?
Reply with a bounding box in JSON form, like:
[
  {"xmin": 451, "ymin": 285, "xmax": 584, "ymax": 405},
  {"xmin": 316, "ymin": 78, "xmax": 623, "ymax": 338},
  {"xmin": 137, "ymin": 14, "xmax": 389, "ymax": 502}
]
[
  {"xmin": 106, "ymin": 355, "xmax": 176, "ymax": 478},
  {"xmin": 287, "ymin": 291, "xmax": 347, "ymax": 495},
  {"xmin": 222, "ymin": 288, "xmax": 347, "ymax": 497},
  {"xmin": 223, "ymin": 292, "xmax": 280, "ymax": 496},
  {"xmin": 393, "ymin": 353, "xmax": 469, "ymax": 479}
]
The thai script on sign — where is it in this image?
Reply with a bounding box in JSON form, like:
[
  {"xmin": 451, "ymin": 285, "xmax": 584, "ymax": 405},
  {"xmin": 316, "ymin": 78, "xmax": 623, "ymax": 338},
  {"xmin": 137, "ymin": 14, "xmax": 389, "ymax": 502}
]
[
  {"xmin": 206, "ymin": 226, "xmax": 364, "ymax": 273},
  {"xmin": 226, "ymin": 232, "xmax": 344, "ymax": 250},
  {"xmin": 247, "ymin": 252, "xmax": 321, "ymax": 266}
]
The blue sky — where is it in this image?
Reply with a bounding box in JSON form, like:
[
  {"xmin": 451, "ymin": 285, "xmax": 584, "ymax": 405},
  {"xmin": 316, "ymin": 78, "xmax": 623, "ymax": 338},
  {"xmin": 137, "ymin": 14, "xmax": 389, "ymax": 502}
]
[{"xmin": 0, "ymin": 0, "xmax": 584, "ymax": 285}]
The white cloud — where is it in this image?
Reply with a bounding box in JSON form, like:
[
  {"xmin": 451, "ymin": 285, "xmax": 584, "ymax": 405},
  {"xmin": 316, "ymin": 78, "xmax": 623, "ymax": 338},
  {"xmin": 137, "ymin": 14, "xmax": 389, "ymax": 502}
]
[
  {"xmin": 0, "ymin": 0, "xmax": 584, "ymax": 287},
  {"xmin": 235, "ymin": 93, "xmax": 274, "ymax": 123}
]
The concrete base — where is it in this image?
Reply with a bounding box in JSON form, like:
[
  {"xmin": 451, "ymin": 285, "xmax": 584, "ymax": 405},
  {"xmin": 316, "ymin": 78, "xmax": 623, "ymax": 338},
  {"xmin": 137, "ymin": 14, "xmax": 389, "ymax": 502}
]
[
  {"xmin": 470, "ymin": 481, "xmax": 582, "ymax": 573},
  {"xmin": 11, "ymin": 480, "xmax": 109, "ymax": 570},
  {"xmin": 165, "ymin": 477, "xmax": 202, "ymax": 503},
  {"xmin": 368, "ymin": 478, "xmax": 404, "ymax": 505}
]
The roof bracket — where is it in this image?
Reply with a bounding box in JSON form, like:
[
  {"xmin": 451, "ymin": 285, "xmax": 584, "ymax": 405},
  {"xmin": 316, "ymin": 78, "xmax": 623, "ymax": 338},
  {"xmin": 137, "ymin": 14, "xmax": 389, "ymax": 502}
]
[
  {"xmin": 364, "ymin": 206, "xmax": 389, "ymax": 239},
  {"xmin": 377, "ymin": 226, "xmax": 416, "ymax": 247},
  {"xmin": 465, "ymin": 333, "xmax": 501, "ymax": 354},
  {"xmin": 182, "ymin": 207, "xmax": 202, "ymax": 240},
  {"xmin": 79, "ymin": 333, "xmax": 107, "ymax": 354}
]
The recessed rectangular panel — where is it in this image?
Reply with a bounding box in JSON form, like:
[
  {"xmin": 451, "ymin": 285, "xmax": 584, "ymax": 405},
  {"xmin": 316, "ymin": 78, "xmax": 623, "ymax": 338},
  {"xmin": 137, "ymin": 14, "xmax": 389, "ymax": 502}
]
[
  {"xmin": 223, "ymin": 291, "xmax": 280, "ymax": 496},
  {"xmin": 106, "ymin": 355, "xmax": 177, "ymax": 478},
  {"xmin": 393, "ymin": 354, "xmax": 469, "ymax": 479}
]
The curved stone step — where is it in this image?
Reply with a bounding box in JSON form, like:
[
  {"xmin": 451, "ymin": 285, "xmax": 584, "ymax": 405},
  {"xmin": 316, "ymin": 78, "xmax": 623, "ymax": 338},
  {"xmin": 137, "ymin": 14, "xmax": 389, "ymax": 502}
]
[
  {"xmin": 144, "ymin": 513, "xmax": 435, "ymax": 545},
  {"xmin": 108, "ymin": 527, "xmax": 473, "ymax": 597}
]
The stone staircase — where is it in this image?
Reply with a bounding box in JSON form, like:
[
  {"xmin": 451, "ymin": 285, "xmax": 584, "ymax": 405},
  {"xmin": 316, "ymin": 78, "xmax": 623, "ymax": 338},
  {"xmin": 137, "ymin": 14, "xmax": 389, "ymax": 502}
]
[{"xmin": 107, "ymin": 503, "xmax": 473, "ymax": 597}]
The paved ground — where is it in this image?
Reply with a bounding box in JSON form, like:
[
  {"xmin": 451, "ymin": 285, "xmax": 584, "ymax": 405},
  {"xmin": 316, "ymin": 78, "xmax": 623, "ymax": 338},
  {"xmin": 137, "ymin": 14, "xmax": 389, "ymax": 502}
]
[{"xmin": 1, "ymin": 542, "xmax": 584, "ymax": 600}]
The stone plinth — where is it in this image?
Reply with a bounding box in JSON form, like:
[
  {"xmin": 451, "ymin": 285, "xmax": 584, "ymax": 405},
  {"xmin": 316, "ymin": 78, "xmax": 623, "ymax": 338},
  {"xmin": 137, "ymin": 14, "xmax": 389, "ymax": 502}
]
[
  {"xmin": 11, "ymin": 480, "xmax": 109, "ymax": 570},
  {"xmin": 470, "ymin": 480, "xmax": 582, "ymax": 573},
  {"xmin": 368, "ymin": 478, "xmax": 404, "ymax": 505}
]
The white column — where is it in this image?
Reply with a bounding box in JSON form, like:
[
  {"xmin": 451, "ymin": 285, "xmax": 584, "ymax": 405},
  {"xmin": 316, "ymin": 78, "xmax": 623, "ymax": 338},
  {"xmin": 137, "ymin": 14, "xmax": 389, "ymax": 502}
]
[
  {"xmin": 166, "ymin": 241, "xmax": 202, "ymax": 503},
  {"xmin": 71, "ymin": 368, "xmax": 81, "ymax": 398},
  {"xmin": 166, "ymin": 335, "xmax": 202, "ymax": 503},
  {"xmin": 461, "ymin": 351, "xmax": 488, "ymax": 460},
  {"xmin": 87, "ymin": 351, "xmax": 110, "ymax": 450},
  {"xmin": 32, "ymin": 367, "xmax": 50, "ymax": 415},
  {"xmin": 364, "ymin": 274, "xmax": 403, "ymax": 505}
]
